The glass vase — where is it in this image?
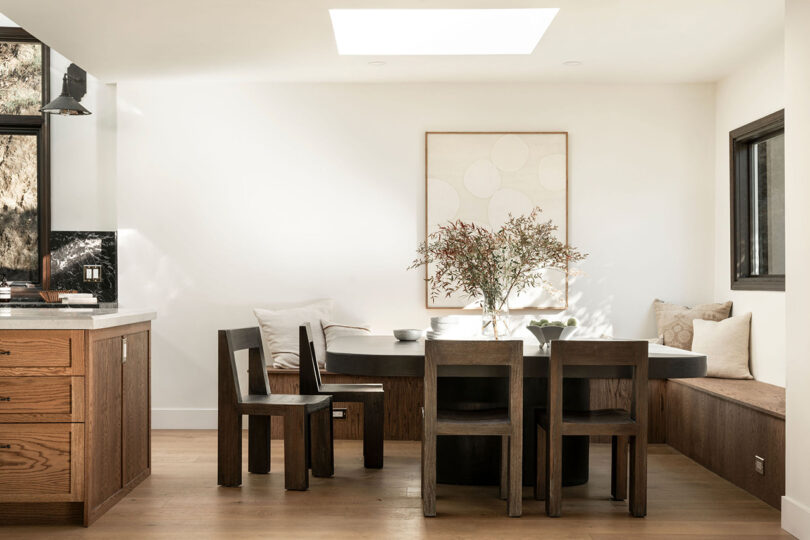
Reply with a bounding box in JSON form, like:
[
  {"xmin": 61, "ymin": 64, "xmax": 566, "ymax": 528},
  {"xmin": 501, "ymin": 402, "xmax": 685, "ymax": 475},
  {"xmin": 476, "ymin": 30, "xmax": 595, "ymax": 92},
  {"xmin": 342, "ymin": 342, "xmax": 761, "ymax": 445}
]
[{"xmin": 481, "ymin": 302, "xmax": 509, "ymax": 340}]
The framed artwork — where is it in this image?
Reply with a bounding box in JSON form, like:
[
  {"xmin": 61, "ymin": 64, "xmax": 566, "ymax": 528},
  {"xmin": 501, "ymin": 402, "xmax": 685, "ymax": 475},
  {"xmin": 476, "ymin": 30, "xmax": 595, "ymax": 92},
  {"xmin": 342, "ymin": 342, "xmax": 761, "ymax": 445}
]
[{"xmin": 425, "ymin": 131, "xmax": 568, "ymax": 309}]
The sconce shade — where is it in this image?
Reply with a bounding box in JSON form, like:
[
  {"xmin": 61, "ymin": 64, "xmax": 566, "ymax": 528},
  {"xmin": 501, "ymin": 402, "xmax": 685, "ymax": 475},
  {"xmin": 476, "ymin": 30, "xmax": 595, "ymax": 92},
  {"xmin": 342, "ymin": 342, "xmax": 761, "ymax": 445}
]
[{"xmin": 41, "ymin": 73, "xmax": 91, "ymax": 115}]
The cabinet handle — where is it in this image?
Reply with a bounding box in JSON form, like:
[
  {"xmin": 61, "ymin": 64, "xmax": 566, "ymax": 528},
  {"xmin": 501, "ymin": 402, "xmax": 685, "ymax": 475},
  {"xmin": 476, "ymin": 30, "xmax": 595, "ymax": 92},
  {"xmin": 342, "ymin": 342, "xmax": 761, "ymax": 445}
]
[
  {"xmin": 0, "ymin": 444, "xmax": 10, "ymax": 449},
  {"xmin": 0, "ymin": 350, "xmax": 10, "ymax": 355},
  {"xmin": 122, "ymin": 337, "xmax": 128, "ymax": 364},
  {"xmin": 0, "ymin": 397, "xmax": 9, "ymax": 402}
]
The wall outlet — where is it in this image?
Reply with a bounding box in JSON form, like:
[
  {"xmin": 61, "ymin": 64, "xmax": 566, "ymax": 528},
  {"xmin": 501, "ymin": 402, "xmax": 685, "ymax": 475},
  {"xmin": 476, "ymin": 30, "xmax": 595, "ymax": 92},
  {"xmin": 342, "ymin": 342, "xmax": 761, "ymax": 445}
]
[
  {"xmin": 83, "ymin": 265, "xmax": 102, "ymax": 283},
  {"xmin": 755, "ymin": 455, "xmax": 765, "ymax": 475},
  {"xmin": 333, "ymin": 408, "xmax": 347, "ymax": 419}
]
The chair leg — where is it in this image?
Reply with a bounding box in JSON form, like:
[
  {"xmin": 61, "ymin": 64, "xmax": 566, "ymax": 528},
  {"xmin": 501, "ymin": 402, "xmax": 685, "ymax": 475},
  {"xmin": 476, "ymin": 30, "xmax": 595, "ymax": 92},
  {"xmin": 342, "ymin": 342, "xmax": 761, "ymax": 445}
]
[
  {"xmin": 217, "ymin": 403, "xmax": 242, "ymax": 487},
  {"xmin": 629, "ymin": 433, "xmax": 648, "ymax": 517},
  {"xmin": 546, "ymin": 423, "xmax": 562, "ymax": 517},
  {"xmin": 283, "ymin": 407, "xmax": 309, "ymax": 490},
  {"xmin": 508, "ymin": 430, "xmax": 522, "ymax": 517},
  {"xmin": 248, "ymin": 415, "xmax": 271, "ymax": 474},
  {"xmin": 499, "ymin": 436, "xmax": 508, "ymax": 500},
  {"xmin": 535, "ymin": 426, "xmax": 546, "ymax": 501},
  {"xmin": 310, "ymin": 404, "xmax": 334, "ymax": 478},
  {"xmin": 611, "ymin": 435, "xmax": 628, "ymax": 501},
  {"xmin": 422, "ymin": 429, "xmax": 437, "ymax": 517},
  {"xmin": 363, "ymin": 394, "xmax": 384, "ymax": 469}
]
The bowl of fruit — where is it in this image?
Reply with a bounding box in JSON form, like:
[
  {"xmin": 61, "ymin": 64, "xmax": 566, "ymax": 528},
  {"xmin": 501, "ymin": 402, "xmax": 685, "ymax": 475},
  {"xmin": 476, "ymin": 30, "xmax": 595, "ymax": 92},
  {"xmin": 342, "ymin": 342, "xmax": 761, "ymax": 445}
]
[{"xmin": 527, "ymin": 318, "xmax": 578, "ymax": 347}]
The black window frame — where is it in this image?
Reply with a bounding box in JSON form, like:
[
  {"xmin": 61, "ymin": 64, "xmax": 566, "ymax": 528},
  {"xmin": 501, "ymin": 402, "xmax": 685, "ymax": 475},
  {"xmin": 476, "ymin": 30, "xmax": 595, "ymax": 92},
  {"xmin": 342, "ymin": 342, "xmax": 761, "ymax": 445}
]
[
  {"xmin": 730, "ymin": 109, "xmax": 785, "ymax": 292},
  {"xmin": 0, "ymin": 27, "xmax": 50, "ymax": 289}
]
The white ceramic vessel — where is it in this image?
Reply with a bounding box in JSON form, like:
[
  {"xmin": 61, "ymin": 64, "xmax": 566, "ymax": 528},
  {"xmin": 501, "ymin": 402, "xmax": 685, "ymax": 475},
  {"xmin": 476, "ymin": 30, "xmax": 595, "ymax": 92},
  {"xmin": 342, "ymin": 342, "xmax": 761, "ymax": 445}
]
[
  {"xmin": 394, "ymin": 329, "xmax": 424, "ymax": 341},
  {"xmin": 526, "ymin": 325, "xmax": 577, "ymax": 347}
]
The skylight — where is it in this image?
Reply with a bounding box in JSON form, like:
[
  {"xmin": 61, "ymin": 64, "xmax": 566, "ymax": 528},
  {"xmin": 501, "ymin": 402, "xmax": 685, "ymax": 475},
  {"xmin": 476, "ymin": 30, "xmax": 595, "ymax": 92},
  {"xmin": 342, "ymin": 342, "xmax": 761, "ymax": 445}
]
[{"xmin": 329, "ymin": 8, "xmax": 559, "ymax": 56}]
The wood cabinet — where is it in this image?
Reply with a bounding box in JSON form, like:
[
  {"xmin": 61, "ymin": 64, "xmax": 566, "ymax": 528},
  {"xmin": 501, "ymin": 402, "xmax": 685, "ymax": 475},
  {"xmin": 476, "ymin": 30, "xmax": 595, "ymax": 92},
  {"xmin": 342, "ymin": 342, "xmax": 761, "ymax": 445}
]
[{"xmin": 0, "ymin": 322, "xmax": 151, "ymax": 526}]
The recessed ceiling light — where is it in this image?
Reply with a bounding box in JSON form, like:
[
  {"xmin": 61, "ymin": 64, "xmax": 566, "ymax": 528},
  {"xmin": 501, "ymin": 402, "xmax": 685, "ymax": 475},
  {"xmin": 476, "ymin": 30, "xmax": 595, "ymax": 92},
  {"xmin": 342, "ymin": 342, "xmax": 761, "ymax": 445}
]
[
  {"xmin": 368, "ymin": 61, "xmax": 387, "ymax": 67},
  {"xmin": 563, "ymin": 60, "xmax": 583, "ymax": 67},
  {"xmin": 329, "ymin": 9, "xmax": 559, "ymax": 56}
]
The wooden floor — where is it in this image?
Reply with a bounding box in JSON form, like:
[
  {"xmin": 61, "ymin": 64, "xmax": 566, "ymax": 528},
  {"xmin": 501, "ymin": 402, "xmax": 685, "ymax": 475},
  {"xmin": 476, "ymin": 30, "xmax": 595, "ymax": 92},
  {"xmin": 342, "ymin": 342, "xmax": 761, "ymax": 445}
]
[{"xmin": 3, "ymin": 430, "xmax": 790, "ymax": 539}]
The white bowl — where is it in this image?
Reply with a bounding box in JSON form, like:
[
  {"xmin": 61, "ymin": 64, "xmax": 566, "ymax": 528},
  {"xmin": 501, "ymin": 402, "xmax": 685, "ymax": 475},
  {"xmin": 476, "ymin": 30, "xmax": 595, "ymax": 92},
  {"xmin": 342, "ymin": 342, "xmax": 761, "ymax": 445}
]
[
  {"xmin": 430, "ymin": 316, "xmax": 461, "ymax": 331},
  {"xmin": 394, "ymin": 329, "xmax": 424, "ymax": 341}
]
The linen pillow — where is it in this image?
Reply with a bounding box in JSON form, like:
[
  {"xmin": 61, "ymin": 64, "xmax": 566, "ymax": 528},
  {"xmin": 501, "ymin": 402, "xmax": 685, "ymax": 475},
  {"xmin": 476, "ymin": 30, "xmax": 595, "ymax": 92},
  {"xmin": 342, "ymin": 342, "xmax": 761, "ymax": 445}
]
[
  {"xmin": 653, "ymin": 299, "xmax": 732, "ymax": 350},
  {"xmin": 691, "ymin": 313, "xmax": 753, "ymax": 379},
  {"xmin": 253, "ymin": 299, "xmax": 333, "ymax": 369},
  {"xmin": 321, "ymin": 320, "xmax": 371, "ymax": 351}
]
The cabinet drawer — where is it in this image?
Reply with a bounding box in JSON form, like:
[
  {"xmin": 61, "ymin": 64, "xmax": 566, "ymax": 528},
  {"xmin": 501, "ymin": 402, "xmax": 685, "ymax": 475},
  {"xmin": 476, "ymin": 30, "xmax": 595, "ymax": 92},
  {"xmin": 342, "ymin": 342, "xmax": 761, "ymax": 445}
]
[
  {"xmin": 0, "ymin": 377, "xmax": 84, "ymax": 422},
  {"xmin": 0, "ymin": 331, "xmax": 84, "ymax": 375},
  {"xmin": 0, "ymin": 423, "xmax": 84, "ymax": 502}
]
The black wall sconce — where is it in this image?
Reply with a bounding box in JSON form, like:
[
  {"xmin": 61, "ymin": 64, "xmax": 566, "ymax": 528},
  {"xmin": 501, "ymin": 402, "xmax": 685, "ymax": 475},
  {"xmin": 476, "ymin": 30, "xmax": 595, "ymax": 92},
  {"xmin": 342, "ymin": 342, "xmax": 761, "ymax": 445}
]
[{"xmin": 41, "ymin": 63, "xmax": 92, "ymax": 115}]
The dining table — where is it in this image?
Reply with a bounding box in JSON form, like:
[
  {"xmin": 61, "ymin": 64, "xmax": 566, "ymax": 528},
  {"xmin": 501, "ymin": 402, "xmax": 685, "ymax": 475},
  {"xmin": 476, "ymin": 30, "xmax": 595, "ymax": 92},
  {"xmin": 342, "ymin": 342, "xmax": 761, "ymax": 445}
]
[{"xmin": 326, "ymin": 335, "xmax": 707, "ymax": 487}]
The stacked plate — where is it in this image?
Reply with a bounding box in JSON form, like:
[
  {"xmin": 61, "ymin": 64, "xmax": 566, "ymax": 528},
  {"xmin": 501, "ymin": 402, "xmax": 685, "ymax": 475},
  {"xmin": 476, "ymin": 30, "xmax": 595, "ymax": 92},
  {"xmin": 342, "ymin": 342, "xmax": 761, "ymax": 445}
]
[{"xmin": 426, "ymin": 316, "xmax": 464, "ymax": 340}]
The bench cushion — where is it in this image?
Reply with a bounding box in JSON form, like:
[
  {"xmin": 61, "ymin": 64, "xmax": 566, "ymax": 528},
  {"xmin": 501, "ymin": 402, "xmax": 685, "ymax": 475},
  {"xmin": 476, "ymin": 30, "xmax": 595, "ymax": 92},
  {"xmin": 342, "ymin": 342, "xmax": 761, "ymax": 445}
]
[{"xmin": 668, "ymin": 377, "xmax": 784, "ymax": 419}]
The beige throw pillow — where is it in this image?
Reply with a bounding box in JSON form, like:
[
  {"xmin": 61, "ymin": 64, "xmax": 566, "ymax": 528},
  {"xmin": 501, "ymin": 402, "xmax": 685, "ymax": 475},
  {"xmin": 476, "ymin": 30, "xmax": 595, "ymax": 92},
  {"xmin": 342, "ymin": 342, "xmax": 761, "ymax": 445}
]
[
  {"xmin": 253, "ymin": 299, "xmax": 333, "ymax": 369},
  {"xmin": 691, "ymin": 313, "xmax": 753, "ymax": 379},
  {"xmin": 653, "ymin": 299, "xmax": 732, "ymax": 350},
  {"xmin": 322, "ymin": 320, "xmax": 371, "ymax": 351}
]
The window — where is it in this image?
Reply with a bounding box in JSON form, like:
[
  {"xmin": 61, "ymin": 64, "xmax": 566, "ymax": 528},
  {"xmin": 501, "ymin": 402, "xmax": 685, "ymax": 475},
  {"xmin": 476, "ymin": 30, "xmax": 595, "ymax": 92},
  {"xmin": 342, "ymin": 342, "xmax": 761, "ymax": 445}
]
[
  {"xmin": 730, "ymin": 110, "xmax": 785, "ymax": 291},
  {"xmin": 0, "ymin": 27, "xmax": 50, "ymax": 285}
]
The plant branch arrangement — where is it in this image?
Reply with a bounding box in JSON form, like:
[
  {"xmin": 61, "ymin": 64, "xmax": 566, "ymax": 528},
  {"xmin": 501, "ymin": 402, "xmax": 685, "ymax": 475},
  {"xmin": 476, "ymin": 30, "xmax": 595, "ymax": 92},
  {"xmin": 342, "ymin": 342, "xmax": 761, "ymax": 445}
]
[{"xmin": 409, "ymin": 207, "xmax": 586, "ymax": 339}]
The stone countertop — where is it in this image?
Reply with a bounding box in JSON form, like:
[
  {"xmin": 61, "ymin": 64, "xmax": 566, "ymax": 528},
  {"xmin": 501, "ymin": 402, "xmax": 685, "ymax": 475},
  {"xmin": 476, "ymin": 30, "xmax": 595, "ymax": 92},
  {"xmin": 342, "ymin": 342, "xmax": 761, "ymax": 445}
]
[{"xmin": 0, "ymin": 308, "xmax": 156, "ymax": 330}]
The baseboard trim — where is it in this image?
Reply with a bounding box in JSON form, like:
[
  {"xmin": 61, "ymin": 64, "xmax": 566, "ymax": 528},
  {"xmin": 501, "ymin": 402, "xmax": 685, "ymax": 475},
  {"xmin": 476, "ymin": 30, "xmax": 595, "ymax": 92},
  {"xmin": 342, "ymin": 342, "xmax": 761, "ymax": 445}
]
[
  {"xmin": 152, "ymin": 408, "xmax": 218, "ymax": 429},
  {"xmin": 782, "ymin": 495, "xmax": 810, "ymax": 538}
]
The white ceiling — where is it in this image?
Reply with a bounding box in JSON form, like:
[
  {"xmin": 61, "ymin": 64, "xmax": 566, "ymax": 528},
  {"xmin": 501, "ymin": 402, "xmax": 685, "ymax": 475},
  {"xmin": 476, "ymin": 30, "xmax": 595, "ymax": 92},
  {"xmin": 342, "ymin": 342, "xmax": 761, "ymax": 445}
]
[{"xmin": 0, "ymin": 0, "xmax": 783, "ymax": 84}]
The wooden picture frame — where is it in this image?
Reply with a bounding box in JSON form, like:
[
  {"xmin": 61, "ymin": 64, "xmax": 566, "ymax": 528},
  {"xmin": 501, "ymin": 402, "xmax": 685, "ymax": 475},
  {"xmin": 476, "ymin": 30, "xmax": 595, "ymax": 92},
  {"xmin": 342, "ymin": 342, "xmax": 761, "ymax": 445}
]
[{"xmin": 424, "ymin": 131, "xmax": 569, "ymax": 310}]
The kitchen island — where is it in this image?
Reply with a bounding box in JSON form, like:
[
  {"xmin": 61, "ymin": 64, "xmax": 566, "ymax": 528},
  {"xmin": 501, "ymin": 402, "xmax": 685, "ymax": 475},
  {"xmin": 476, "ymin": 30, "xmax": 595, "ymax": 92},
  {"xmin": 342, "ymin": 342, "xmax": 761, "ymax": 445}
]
[{"xmin": 0, "ymin": 308, "xmax": 156, "ymax": 526}]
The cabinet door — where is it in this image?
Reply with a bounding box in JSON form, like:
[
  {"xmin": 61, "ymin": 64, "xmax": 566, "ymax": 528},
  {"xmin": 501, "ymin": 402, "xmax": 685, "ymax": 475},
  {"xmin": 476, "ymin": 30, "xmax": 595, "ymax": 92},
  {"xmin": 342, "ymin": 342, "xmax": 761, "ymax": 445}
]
[
  {"xmin": 122, "ymin": 330, "xmax": 150, "ymax": 485},
  {"xmin": 87, "ymin": 335, "xmax": 123, "ymax": 510}
]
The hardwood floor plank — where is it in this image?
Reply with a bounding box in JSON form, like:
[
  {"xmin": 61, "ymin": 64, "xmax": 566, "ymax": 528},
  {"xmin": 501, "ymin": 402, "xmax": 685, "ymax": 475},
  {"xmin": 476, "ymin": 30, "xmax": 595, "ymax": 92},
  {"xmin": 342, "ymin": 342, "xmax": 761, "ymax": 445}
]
[{"xmin": 0, "ymin": 431, "xmax": 789, "ymax": 539}]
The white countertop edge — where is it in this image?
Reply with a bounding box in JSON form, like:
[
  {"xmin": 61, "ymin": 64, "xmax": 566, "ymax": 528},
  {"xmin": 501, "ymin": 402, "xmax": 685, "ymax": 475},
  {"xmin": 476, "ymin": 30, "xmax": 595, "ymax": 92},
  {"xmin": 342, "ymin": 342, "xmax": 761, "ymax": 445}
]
[{"xmin": 0, "ymin": 308, "xmax": 157, "ymax": 330}]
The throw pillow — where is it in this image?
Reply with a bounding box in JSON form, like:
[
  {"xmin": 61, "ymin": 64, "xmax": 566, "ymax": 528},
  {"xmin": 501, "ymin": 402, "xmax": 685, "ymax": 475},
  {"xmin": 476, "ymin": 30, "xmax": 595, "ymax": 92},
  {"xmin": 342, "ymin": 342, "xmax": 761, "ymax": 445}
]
[
  {"xmin": 653, "ymin": 299, "xmax": 732, "ymax": 350},
  {"xmin": 321, "ymin": 320, "xmax": 371, "ymax": 352},
  {"xmin": 253, "ymin": 299, "xmax": 333, "ymax": 369},
  {"xmin": 691, "ymin": 313, "xmax": 753, "ymax": 379}
]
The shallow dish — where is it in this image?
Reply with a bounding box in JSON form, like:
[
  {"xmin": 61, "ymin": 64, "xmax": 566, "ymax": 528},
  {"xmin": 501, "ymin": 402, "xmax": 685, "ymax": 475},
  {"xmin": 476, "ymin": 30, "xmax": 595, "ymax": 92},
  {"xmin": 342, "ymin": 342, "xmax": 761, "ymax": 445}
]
[
  {"xmin": 527, "ymin": 325, "xmax": 577, "ymax": 346},
  {"xmin": 394, "ymin": 329, "xmax": 424, "ymax": 341}
]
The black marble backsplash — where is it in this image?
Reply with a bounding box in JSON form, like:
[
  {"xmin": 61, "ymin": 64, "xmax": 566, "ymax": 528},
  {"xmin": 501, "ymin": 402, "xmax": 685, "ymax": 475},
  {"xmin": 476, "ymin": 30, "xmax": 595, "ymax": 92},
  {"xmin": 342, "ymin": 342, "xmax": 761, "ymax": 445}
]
[{"xmin": 49, "ymin": 231, "xmax": 117, "ymax": 303}]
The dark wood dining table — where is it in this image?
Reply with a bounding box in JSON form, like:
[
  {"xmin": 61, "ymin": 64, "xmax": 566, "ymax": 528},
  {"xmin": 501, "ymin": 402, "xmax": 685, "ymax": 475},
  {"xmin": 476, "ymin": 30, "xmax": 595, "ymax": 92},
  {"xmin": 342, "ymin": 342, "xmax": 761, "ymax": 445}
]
[{"xmin": 326, "ymin": 335, "xmax": 707, "ymax": 487}]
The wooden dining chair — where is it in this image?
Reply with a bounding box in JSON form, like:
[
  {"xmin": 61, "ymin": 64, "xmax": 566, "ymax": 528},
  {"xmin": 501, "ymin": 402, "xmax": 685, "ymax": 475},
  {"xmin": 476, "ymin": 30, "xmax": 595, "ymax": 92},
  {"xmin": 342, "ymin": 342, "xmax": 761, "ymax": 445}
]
[
  {"xmin": 218, "ymin": 327, "xmax": 334, "ymax": 491},
  {"xmin": 423, "ymin": 340, "xmax": 523, "ymax": 518},
  {"xmin": 535, "ymin": 340, "xmax": 648, "ymax": 517},
  {"xmin": 299, "ymin": 324, "xmax": 385, "ymax": 468}
]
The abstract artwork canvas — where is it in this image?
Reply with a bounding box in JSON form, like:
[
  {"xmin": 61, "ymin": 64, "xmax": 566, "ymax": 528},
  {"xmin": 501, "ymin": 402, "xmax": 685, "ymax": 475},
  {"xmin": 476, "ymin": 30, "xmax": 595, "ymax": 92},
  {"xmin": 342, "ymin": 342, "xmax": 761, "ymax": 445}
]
[{"xmin": 425, "ymin": 132, "xmax": 568, "ymax": 309}]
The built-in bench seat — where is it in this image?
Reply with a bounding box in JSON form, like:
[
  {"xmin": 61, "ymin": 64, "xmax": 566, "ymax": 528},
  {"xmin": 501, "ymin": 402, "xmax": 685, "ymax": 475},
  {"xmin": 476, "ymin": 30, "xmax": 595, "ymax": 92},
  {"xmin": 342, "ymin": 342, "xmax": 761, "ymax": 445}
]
[
  {"xmin": 668, "ymin": 377, "xmax": 785, "ymax": 419},
  {"xmin": 665, "ymin": 377, "xmax": 785, "ymax": 508}
]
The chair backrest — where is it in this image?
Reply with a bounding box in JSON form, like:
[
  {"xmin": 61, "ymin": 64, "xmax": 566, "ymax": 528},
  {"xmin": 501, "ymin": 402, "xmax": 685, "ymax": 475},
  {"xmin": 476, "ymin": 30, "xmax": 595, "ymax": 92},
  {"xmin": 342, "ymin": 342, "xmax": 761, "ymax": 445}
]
[
  {"xmin": 424, "ymin": 340, "xmax": 524, "ymax": 423},
  {"xmin": 218, "ymin": 327, "xmax": 270, "ymax": 407},
  {"xmin": 548, "ymin": 340, "xmax": 648, "ymax": 420},
  {"xmin": 299, "ymin": 323, "xmax": 323, "ymax": 394}
]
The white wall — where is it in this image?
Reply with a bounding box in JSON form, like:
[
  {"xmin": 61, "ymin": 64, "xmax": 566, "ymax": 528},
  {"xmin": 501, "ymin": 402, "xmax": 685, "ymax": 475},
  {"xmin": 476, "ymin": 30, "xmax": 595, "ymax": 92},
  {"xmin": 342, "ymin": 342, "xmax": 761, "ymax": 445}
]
[
  {"xmin": 49, "ymin": 51, "xmax": 117, "ymax": 231},
  {"xmin": 114, "ymin": 82, "xmax": 715, "ymax": 427},
  {"xmin": 782, "ymin": 0, "xmax": 810, "ymax": 536},
  {"xmin": 713, "ymin": 38, "xmax": 785, "ymax": 387}
]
